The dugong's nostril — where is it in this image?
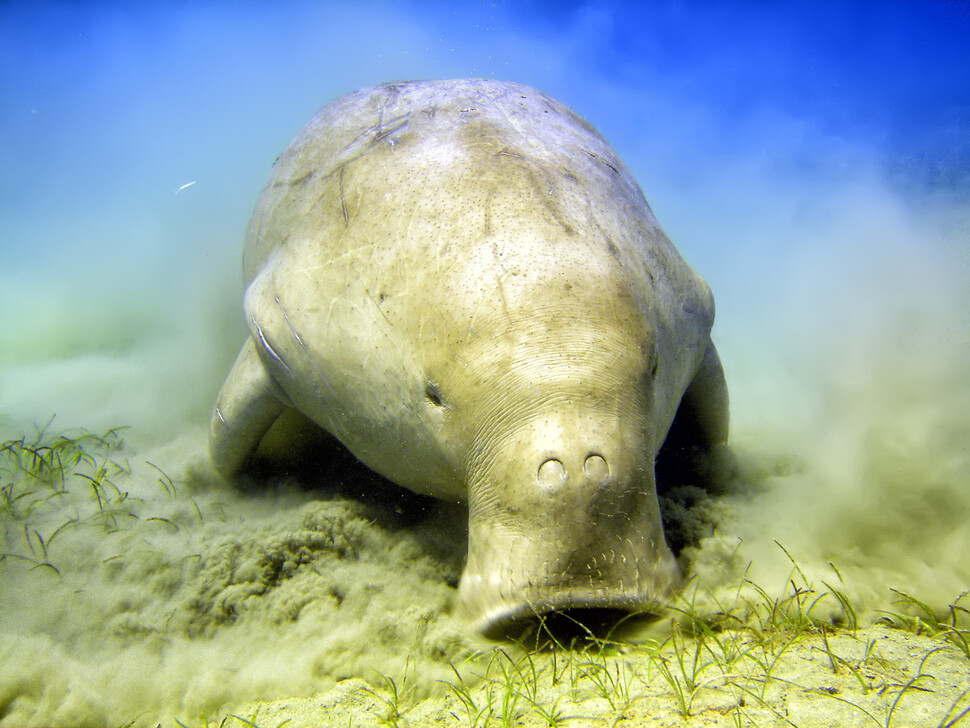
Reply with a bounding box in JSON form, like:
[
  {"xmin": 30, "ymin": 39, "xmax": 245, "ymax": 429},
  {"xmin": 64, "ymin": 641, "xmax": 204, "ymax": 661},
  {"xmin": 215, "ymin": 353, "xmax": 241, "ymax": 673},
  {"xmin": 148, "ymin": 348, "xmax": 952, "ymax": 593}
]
[
  {"xmin": 537, "ymin": 458, "xmax": 567, "ymax": 488},
  {"xmin": 584, "ymin": 454, "xmax": 609, "ymax": 482}
]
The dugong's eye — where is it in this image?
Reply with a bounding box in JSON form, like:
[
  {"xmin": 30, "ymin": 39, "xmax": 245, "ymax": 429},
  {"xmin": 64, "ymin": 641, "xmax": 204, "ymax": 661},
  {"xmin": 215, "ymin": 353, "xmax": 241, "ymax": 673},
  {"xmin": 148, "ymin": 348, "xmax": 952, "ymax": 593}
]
[
  {"xmin": 646, "ymin": 347, "xmax": 659, "ymax": 379},
  {"xmin": 424, "ymin": 381, "xmax": 446, "ymax": 408}
]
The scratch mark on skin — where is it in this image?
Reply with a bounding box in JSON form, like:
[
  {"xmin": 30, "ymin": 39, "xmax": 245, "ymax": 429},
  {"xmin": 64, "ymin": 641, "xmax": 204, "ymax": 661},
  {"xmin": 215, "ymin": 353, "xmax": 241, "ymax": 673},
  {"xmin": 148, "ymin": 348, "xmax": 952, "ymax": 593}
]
[
  {"xmin": 483, "ymin": 188, "xmax": 493, "ymax": 238},
  {"xmin": 370, "ymin": 294, "xmax": 393, "ymax": 328},
  {"xmin": 328, "ymin": 240, "xmax": 380, "ymax": 266},
  {"xmin": 526, "ymin": 167, "xmax": 574, "ymax": 235},
  {"xmin": 403, "ymin": 211, "xmax": 417, "ymax": 253},
  {"xmin": 274, "ymin": 170, "xmax": 314, "ymax": 189},
  {"xmin": 495, "ymin": 148, "xmax": 524, "ymax": 160},
  {"xmin": 339, "ymin": 165, "xmax": 349, "ymax": 224},
  {"xmin": 481, "ymin": 240, "xmax": 512, "ymax": 320},
  {"xmin": 371, "ymin": 117, "xmax": 409, "ymax": 146},
  {"xmin": 451, "ymin": 350, "xmax": 474, "ymax": 372},
  {"xmin": 492, "ymin": 99, "xmax": 525, "ymax": 140},
  {"xmin": 323, "ymin": 296, "xmax": 339, "ymax": 330},
  {"xmin": 276, "ymin": 296, "xmax": 307, "ymax": 350},
  {"xmin": 215, "ymin": 406, "xmax": 226, "ymax": 425},
  {"xmin": 583, "ymin": 148, "xmax": 620, "ymax": 176},
  {"xmin": 252, "ymin": 316, "xmax": 292, "ymax": 374}
]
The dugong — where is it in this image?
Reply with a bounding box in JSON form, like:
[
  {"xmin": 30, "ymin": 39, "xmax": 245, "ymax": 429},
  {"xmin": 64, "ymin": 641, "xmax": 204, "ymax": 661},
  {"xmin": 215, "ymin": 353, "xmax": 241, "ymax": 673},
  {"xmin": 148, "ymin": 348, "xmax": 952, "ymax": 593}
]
[{"xmin": 210, "ymin": 79, "xmax": 729, "ymax": 635}]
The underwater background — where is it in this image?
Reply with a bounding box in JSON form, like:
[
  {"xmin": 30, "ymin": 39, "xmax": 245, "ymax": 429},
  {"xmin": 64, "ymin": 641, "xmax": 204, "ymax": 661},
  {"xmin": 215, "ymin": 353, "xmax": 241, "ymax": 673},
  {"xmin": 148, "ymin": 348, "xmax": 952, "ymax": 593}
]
[{"xmin": 1, "ymin": 1, "xmax": 969, "ymax": 726}]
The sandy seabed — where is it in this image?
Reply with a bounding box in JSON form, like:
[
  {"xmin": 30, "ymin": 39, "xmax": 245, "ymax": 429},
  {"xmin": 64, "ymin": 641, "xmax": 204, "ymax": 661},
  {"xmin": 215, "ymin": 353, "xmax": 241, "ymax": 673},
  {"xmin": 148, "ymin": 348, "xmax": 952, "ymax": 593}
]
[
  {"xmin": 0, "ymin": 413, "xmax": 967, "ymax": 728},
  {"xmin": 253, "ymin": 627, "xmax": 970, "ymax": 728}
]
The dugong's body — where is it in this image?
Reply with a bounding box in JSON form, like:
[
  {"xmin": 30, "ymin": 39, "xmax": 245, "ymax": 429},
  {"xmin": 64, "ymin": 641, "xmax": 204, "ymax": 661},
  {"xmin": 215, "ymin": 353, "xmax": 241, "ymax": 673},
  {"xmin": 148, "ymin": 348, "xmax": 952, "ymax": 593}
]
[{"xmin": 211, "ymin": 79, "xmax": 728, "ymax": 634}]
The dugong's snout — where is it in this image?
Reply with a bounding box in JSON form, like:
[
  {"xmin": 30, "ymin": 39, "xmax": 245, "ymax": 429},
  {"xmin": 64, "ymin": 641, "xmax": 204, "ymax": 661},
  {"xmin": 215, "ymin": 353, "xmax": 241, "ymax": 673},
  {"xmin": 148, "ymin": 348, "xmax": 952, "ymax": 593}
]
[{"xmin": 458, "ymin": 425, "xmax": 681, "ymax": 636}]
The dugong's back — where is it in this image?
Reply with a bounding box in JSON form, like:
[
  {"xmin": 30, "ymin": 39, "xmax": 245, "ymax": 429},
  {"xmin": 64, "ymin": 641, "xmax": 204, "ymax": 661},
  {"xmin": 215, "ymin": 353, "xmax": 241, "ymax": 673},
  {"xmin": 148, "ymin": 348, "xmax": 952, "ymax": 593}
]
[
  {"xmin": 243, "ymin": 79, "xmax": 689, "ymax": 295},
  {"xmin": 229, "ymin": 79, "xmax": 715, "ymax": 497}
]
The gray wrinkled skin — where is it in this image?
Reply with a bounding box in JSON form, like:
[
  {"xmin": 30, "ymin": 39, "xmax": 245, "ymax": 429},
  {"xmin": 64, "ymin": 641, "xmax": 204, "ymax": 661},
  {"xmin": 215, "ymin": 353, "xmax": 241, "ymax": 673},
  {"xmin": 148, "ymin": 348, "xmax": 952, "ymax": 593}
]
[{"xmin": 210, "ymin": 79, "xmax": 729, "ymax": 635}]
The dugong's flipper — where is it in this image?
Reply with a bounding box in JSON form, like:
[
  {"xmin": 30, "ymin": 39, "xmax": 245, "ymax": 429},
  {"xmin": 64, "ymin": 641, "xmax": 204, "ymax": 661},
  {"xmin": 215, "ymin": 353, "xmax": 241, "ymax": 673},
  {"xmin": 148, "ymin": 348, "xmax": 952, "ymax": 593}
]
[
  {"xmin": 664, "ymin": 340, "xmax": 730, "ymax": 452},
  {"xmin": 210, "ymin": 338, "xmax": 288, "ymax": 477}
]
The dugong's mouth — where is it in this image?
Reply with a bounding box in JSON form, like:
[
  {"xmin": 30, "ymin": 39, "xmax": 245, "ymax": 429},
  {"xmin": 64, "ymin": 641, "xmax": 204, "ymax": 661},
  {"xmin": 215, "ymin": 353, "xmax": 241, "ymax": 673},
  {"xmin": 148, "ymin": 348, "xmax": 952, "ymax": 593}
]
[
  {"xmin": 459, "ymin": 535, "xmax": 683, "ymax": 638},
  {"xmin": 469, "ymin": 587, "xmax": 667, "ymax": 639}
]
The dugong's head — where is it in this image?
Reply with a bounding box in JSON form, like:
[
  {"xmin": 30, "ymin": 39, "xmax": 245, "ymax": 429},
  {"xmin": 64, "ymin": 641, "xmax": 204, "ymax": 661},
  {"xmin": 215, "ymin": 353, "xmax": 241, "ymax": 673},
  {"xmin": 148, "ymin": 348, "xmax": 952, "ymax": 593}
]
[{"xmin": 417, "ymin": 238, "xmax": 711, "ymax": 635}]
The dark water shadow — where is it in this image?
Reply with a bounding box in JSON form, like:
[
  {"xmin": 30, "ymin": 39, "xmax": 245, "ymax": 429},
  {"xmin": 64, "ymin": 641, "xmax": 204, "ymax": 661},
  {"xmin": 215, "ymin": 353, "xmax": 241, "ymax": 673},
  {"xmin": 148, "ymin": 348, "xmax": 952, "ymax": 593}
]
[{"xmin": 500, "ymin": 607, "xmax": 665, "ymax": 651}]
